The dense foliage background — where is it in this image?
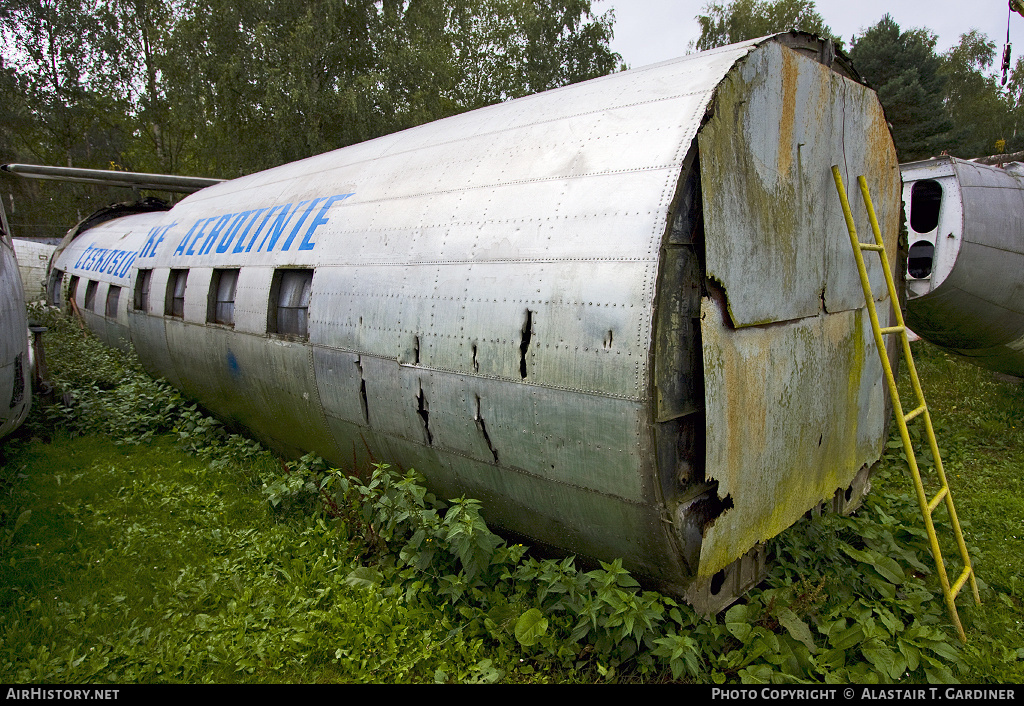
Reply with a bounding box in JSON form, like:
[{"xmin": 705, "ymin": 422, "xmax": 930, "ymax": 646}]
[
  {"xmin": 2, "ymin": 0, "xmax": 1022, "ymax": 240},
  {"xmin": 0, "ymin": 0, "xmax": 620, "ymax": 238},
  {"xmin": 695, "ymin": 1, "xmax": 1024, "ymax": 163}
]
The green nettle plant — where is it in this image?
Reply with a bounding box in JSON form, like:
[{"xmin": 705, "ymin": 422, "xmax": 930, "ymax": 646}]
[
  {"xmin": 256, "ymin": 446, "xmax": 975, "ymax": 683},
  {"xmin": 4, "ymin": 305, "xmax": 1018, "ymax": 683}
]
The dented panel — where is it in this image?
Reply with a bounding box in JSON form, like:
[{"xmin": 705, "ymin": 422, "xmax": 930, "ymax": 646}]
[{"xmin": 699, "ymin": 300, "xmax": 887, "ymax": 577}]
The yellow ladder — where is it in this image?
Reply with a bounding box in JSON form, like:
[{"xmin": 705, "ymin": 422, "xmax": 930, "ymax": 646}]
[{"xmin": 831, "ymin": 166, "xmax": 980, "ymax": 642}]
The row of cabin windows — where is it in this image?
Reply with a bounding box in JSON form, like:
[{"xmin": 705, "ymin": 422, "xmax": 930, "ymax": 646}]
[
  {"xmin": 145, "ymin": 268, "xmax": 239, "ymax": 324},
  {"xmin": 68, "ymin": 276, "xmax": 121, "ymax": 319},
  {"xmin": 63, "ymin": 268, "xmax": 312, "ymax": 339}
]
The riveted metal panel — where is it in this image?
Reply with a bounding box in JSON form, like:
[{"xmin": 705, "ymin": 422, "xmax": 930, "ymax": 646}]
[
  {"xmin": 178, "ymin": 267, "xmax": 211, "ymax": 324},
  {"xmin": 955, "ymin": 160, "xmax": 1024, "ymax": 253},
  {"xmin": 313, "ymin": 337, "xmax": 650, "ymax": 501},
  {"xmin": 128, "ymin": 304, "xmax": 180, "ymax": 389},
  {"xmin": 311, "ymin": 347, "xmax": 366, "ymax": 428},
  {"xmin": 12, "ymin": 239, "xmax": 55, "ymax": 302},
  {"xmin": 233, "ymin": 268, "xmax": 274, "ymax": 335},
  {"xmin": 165, "ymin": 324, "xmax": 340, "ymax": 460},
  {"xmin": 310, "ymin": 260, "xmax": 650, "ymax": 398},
  {"xmin": 97, "ymin": 281, "xmax": 131, "ymax": 351}
]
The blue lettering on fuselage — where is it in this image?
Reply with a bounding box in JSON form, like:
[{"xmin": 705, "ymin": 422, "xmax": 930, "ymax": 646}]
[
  {"xmin": 300, "ymin": 194, "xmax": 351, "ymax": 250},
  {"xmin": 199, "ymin": 213, "xmax": 234, "ymax": 255},
  {"xmin": 283, "ymin": 198, "xmax": 325, "ymax": 251},
  {"xmin": 216, "ymin": 211, "xmax": 253, "ymax": 254},
  {"xmin": 74, "ymin": 192, "xmax": 354, "ymax": 275},
  {"xmin": 139, "ymin": 223, "xmax": 176, "ymax": 258},
  {"xmin": 174, "ymin": 218, "xmax": 207, "ymax": 257},
  {"xmin": 157, "ymin": 192, "xmax": 354, "ymax": 260},
  {"xmin": 256, "ymin": 202, "xmax": 299, "ymax": 253},
  {"xmin": 231, "ymin": 208, "xmax": 266, "ymax": 254},
  {"xmin": 74, "ymin": 244, "xmax": 138, "ymax": 279}
]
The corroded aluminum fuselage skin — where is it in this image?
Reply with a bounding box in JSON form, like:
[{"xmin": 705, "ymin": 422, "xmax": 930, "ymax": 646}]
[
  {"xmin": 902, "ymin": 157, "xmax": 1024, "ymax": 376},
  {"xmin": 49, "ymin": 35, "xmax": 900, "ymax": 608},
  {"xmin": 1, "ymin": 232, "xmax": 31, "ymax": 440}
]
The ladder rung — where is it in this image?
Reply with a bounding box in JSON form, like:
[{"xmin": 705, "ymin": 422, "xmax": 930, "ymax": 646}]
[
  {"xmin": 951, "ymin": 566, "xmax": 973, "ymax": 597},
  {"xmin": 858, "ymin": 242, "xmax": 884, "ymax": 251},
  {"xmin": 928, "ymin": 486, "xmax": 949, "ymax": 513},
  {"xmin": 903, "ymin": 404, "xmax": 927, "ymax": 423},
  {"xmin": 880, "ymin": 325, "xmax": 905, "ymax": 335}
]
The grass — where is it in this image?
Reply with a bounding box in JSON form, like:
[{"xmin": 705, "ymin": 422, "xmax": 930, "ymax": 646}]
[
  {"xmin": 878, "ymin": 343, "xmax": 1024, "ymax": 681},
  {"xmin": 0, "ymin": 434, "xmax": 520, "ymax": 683},
  {"xmin": 0, "ymin": 306, "xmax": 1022, "ymax": 683}
]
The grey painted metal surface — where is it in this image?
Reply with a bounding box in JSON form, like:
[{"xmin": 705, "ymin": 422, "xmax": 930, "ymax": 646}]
[
  {"xmin": 1, "ymin": 231, "xmax": 31, "ymax": 441},
  {"xmin": 901, "ymin": 156, "xmax": 1024, "ymax": 376},
  {"xmin": 46, "ymin": 34, "xmax": 900, "ymax": 609},
  {"xmin": 0, "ymin": 164, "xmax": 224, "ymax": 193}
]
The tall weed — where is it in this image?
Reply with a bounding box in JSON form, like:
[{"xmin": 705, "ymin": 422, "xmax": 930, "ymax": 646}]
[{"xmin": 3, "ymin": 308, "xmax": 1015, "ymax": 683}]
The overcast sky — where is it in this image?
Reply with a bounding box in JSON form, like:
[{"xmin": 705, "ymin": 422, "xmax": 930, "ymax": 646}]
[{"xmin": 600, "ymin": 1, "xmax": 1022, "ymax": 69}]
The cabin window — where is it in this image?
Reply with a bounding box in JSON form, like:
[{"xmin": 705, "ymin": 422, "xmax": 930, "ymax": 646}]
[
  {"xmin": 84, "ymin": 280, "xmax": 98, "ymax": 311},
  {"xmin": 208, "ymin": 268, "xmax": 239, "ymax": 326},
  {"xmin": 269, "ymin": 269, "xmax": 313, "ymax": 339},
  {"xmin": 48, "ymin": 270, "xmax": 63, "ymax": 307},
  {"xmin": 166, "ymin": 269, "xmax": 188, "ymax": 318},
  {"xmin": 134, "ymin": 269, "xmax": 152, "ymax": 312},
  {"xmin": 910, "ymin": 180, "xmax": 942, "ymax": 233},
  {"xmin": 908, "ymin": 241, "xmax": 935, "ymax": 279},
  {"xmin": 105, "ymin": 285, "xmax": 121, "ymax": 318},
  {"xmin": 68, "ymin": 275, "xmax": 79, "ymax": 307}
]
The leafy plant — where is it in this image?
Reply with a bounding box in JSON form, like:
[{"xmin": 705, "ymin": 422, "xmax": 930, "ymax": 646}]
[{"xmin": 3, "ymin": 310, "xmax": 1020, "ymax": 683}]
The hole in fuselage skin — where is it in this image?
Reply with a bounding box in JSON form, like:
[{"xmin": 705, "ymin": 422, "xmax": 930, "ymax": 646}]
[
  {"xmin": 519, "ymin": 310, "xmax": 533, "ymax": 379},
  {"xmin": 710, "ymin": 570, "xmax": 726, "ymax": 596},
  {"xmin": 475, "ymin": 395, "xmax": 499, "ymax": 464},
  {"xmin": 910, "ymin": 179, "xmax": 942, "ymax": 234},
  {"xmin": 356, "ymin": 357, "xmax": 369, "ymax": 425},
  {"xmin": 417, "ymin": 384, "xmax": 432, "ymax": 445},
  {"xmin": 908, "ymin": 240, "xmax": 935, "ymax": 279}
]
